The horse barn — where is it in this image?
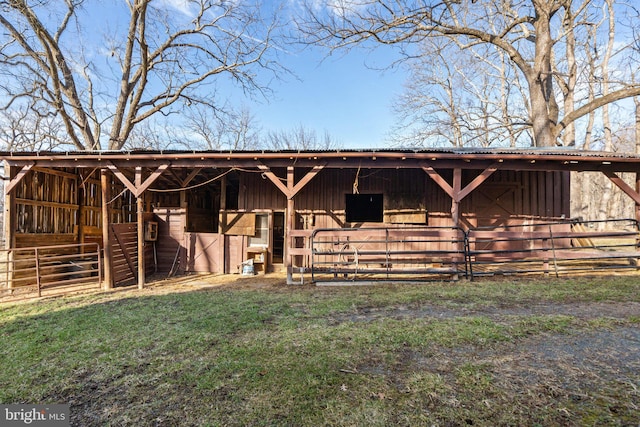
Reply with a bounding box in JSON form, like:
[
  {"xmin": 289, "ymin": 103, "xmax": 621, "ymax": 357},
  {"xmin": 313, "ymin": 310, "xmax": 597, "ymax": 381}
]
[{"xmin": 2, "ymin": 148, "xmax": 640, "ymax": 295}]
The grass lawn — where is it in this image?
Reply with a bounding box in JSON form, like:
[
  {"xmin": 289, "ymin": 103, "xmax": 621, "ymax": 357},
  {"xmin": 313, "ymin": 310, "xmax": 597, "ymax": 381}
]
[{"xmin": 1, "ymin": 275, "xmax": 639, "ymax": 426}]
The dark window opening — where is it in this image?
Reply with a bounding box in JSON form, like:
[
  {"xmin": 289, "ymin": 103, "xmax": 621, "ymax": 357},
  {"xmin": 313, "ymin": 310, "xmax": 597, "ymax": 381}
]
[
  {"xmin": 346, "ymin": 194, "xmax": 383, "ymax": 223},
  {"xmin": 225, "ymin": 172, "xmax": 239, "ymax": 210}
]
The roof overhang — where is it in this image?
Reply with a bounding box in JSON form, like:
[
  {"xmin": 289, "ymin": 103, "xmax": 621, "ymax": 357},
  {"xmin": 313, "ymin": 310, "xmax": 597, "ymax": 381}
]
[{"xmin": 1, "ymin": 148, "xmax": 640, "ymax": 173}]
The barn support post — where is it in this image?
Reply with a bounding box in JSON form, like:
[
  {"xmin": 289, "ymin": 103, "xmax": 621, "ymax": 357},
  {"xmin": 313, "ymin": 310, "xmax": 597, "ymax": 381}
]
[
  {"xmin": 422, "ymin": 163, "xmax": 499, "ymax": 227},
  {"xmin": 286, "ymin": 166, "xmax": 295, "ymax": 284},
  {"xmin": 636, "ymin": 174, "xmax": 640, "ymax": 250},
  {"xmin": 107, "ymin": 163, "xmax": 167, "ymax": 289},
  {"xmin": 451, "ymin": 168, "xmax": 462, "ymax": 227},
  {"xmin": 636, "ymin": 173, "xmax": 640, "ymax": 226},
  {"xmin": 78, "ymin": 177, "xmax": 86, "ymax": 254},
  {"xmin": 286, "ymin": 197, "xmax": 295, "ymax": 284},
  {"xmin": 100, "ymin": 169, "xmax": 113, "ymax": 289},
  {"xmin": 180, "ymin": 185, "xmax": 187, "ymax": 249},
  {"xmin": 137, "ymin": 194, "xmax": 145, "ymax": 289},
  {"xmin": 422, "ymin": 164, "xmax": 500, "ymax": 280},
  {"xmin": 219, "ymin": 175, "xmax": 227, "ymax": 274},
  {"xmin": 257, "ymin": 163, "xmax": 325, "ymax": 284},
  {"xmin": 3, "ymin": 164, "xmax": 16, "ymax": 289},
  {"xmin": 135, "ymin": 167, "xmax": 145, "ymax": 290}
]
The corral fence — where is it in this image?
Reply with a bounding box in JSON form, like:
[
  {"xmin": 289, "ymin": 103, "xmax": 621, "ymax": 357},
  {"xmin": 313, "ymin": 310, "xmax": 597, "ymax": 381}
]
[
  {"xmin": 307, "ymin": 219, "xmax": 640, "ymax": 283},
  {"xmin": 2, "ymin": 219, "xmax": 639, "ymax": 293},
  {"xmin": 0, "ymin": 243, "xmax": 102, "ymax": 298},
  {"xmin": 466, "ymin": 218, "xmax": 640, "ymax": 279},
  {"xmin": 310, "ymin": 226, "xmax": 467, "ymax": 283}
]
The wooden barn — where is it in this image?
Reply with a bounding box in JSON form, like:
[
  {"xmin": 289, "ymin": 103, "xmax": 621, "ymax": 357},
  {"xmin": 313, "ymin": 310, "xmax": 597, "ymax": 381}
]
[{"xmin": 2, "ymin": 148, "xmax": 640, "ymax": 293}]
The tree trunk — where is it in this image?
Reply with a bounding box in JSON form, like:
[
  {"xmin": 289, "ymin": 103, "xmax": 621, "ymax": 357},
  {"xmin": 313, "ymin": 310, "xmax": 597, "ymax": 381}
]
[
  {"xmin": 599, "ymin": 0, "xmax": 615, "ymax": 224},
  {"xmin": 528, "ymin": 7, "xmax": 558, "ymax": 147}
]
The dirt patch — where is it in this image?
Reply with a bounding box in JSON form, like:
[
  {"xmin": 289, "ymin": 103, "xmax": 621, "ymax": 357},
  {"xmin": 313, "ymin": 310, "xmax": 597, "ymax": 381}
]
[{"xmin": 329, "ymin": 301, "xmax": 640, "ymax": 324}]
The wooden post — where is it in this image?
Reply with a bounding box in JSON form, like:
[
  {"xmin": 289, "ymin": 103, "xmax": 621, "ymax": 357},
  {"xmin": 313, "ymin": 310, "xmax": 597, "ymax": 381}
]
[
  {"xmin": 136, "ymin": 167, "xmax": 145, "ymax": 289},
  {"xmin": 4, "ymin": 164, "xmax": 16, "ymax": 289},
  {"xmin": 219, "ymin": 175, "xmax": 227, "ymax": 274},
  {"xmin": 286, "ymin": 166, "xmax": 296, "ymax": 284},
  {"xmin": 451, "ymin": 168, "xmax": 462, "ymax": 227},
  {"xmin": 636, "ymin": 173, "xmax": 640, "ymax": 225},
  {"xmin": 78, "ymin": 178, "xmax": 85, "ymax": 254},
  {"xmin": 137, "ymin": 194, "xmax": 145, "ymax": 289},
  {"xmin": 451, "ymin": 168, "xmax": 462, "ymax": 280},
  {"xmin": 100, "ymin": 169, "xmax": 113, "ymax": 289},
  {"xmin": 257, "ymin": 163, "xmax": 323, "ymax": 283},
  {"xmin": 180, "ymin": 189, "xmax": 187, "ymax": 227},
  {"xmin": 636, "ymin": 174, "xmax": 640, "ymax": 254},
  {"xmin": 286, "ymin": 197, "xmax": 295, "ymax": 284}
]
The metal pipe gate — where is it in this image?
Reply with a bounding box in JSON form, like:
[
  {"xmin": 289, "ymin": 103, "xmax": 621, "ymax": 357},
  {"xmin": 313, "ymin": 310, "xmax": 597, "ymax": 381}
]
[
  {"xmin": 466, "ymin": 219, "xmax": 640, "ymax": 279},
  {"xmin": 0, "ymin": 243, "xmax": 102, "ymax": 298},
  {"xmin": 311, "ymin": 226, "xmax": 466, "ymax": 283}
]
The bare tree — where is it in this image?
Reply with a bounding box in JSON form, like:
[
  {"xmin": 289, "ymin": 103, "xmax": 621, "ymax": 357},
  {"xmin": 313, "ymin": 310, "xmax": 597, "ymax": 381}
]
[
  {"xmin": 264, "ymin": 124, "xmax": 340, "ymax": 150},
  {"xmin": 0, "ymin": 0, "xmax": 285, "ymax": 151},
  {"xmin": 123, "ymin": 119, "xmax": 194, "ymax": 151},
  {"xmin": 298, "ymin": 0, "xmax": 640, "ymax": 147},
  {"xmin": 392, "ymin": 38, "xmax": 530, "ymax": 148},
  {"xmin": 182, "ymin": 104, "xmax": 262, "ymax": 151},
  {"xmin": 0, "ymin": 103, "xmax": 67, "ymax": 150}
]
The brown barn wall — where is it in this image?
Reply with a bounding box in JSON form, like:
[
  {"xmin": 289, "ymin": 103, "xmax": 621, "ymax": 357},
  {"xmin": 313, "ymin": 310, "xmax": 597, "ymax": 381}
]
[
  {"xmin": 462, "ymin": 170, "xmax": 569, "ymax": 228},
  {"xmin": 8, "ymin": 166, "xmax": 571, "ymax": 278},
  {"xmin": 15, "ymin": 233, "xmax": 77, "ymax": 248},
  {"xmin": 240, "ymin": 168, "xmax": 453, "ymax": 228},
  {"xmin": 238, "ymin": 168, "xmax": 568, "ymax": 230}
]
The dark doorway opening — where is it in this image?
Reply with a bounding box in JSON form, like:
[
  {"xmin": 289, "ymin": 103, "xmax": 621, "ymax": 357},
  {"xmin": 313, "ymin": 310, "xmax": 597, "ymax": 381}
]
[{"xmin": 273, "ymin": 212, "xmax": 285, "ymax": 264}]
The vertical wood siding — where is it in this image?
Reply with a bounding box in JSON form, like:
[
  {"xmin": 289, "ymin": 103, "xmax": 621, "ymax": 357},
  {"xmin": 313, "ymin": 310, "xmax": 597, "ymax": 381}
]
[
  {"xmin": 153, "ymin": 208, "xmax": 186, "ymax": 274},
  {"xmin": 239, "ymin": 168, "xmax": 568, "ymax": 230}
]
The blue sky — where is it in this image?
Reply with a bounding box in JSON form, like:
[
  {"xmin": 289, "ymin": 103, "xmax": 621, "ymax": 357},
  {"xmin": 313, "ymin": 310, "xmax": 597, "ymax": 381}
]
[
  {"xmin": 96, "ymin": 0, "xmax": 408, "ymax": 149},
  {"xmin": 250, "ymin": 45, "xmax": 407, "ymax": 148}
]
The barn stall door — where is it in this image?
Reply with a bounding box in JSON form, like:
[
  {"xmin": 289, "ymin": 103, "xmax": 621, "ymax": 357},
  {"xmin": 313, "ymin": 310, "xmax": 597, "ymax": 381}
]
[
  {"xmin": 110, "ymin": 223, "xmax": 138, "ymax": 286},
  {"xmin": 470, "ymin": 182, "xmax": 519, "ymax": 228}
]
